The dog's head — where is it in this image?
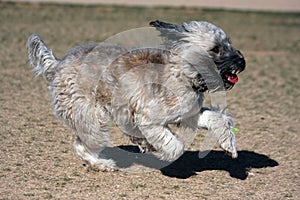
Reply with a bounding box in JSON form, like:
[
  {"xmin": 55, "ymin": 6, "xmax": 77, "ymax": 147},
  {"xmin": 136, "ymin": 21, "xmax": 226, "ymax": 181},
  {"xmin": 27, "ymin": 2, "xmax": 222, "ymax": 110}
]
[{"xmin": 150, "ymin": 20, "xmax": 246, "ymax": 91}]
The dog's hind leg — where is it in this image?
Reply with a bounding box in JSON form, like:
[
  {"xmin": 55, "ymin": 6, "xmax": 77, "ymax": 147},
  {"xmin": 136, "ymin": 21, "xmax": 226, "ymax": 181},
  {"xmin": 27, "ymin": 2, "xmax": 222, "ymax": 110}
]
[
  {"xmin": 74, "ymin": 136, "xmax": 117, "ymax": 171},
  {"xmin": 71, "ymin": 104, "xmax": 118, "ymax": 171},
  {"xmin": 51, "ymin": 80, "xmax": 116, "ymax": 171}
]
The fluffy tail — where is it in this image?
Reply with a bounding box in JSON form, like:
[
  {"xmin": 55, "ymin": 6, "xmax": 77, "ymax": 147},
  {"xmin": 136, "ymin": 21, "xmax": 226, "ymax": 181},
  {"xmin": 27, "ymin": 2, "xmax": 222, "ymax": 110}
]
[{"xmin": 26, "ymin": 34, "xmax": 59, "ymax": 82}]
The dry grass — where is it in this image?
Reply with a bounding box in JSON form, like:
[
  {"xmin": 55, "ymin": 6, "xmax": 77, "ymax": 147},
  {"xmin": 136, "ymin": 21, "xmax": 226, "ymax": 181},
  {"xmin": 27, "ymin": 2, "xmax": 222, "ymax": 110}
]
[{"xmin": 0, "ymin": 2, "xmax": 299, "ymax": 199}]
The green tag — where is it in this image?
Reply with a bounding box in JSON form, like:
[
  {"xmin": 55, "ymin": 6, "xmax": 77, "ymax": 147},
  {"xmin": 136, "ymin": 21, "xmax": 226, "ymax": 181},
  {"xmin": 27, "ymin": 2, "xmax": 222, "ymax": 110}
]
[{"xmin": 230, "ymin": 127, "xmax": 239, "ymax": 133}]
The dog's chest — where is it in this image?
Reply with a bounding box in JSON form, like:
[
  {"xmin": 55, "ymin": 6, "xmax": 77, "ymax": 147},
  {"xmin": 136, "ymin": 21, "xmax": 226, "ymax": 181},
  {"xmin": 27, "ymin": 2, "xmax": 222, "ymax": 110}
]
[{"xmin": 176, "ymin": 91, "xmax": 203, "ymax": 118}]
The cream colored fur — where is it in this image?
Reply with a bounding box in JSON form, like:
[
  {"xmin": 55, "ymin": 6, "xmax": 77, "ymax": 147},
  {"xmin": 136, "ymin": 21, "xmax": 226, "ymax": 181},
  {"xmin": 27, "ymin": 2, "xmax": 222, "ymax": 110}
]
[{"xmin": 26, "ymin": 21, "xmax": 245, "ymax": 171}]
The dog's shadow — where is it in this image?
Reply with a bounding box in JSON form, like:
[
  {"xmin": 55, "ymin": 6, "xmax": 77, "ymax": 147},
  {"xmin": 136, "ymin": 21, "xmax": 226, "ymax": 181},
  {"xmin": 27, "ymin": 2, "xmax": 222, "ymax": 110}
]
[{"xmin": 102, "ymin": 146, "xmax": 278, "ymax": 180}]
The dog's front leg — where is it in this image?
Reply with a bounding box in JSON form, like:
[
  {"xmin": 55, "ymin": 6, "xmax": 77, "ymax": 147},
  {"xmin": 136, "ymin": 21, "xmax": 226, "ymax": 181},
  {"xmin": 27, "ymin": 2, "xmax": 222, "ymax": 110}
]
[
  {"xmin": 197, "ymin": 108, "xmax": 238, "ymax": 158},
  {"xmin": 138, "ymin": 125, "xmax": 185, "ymax": 161}
]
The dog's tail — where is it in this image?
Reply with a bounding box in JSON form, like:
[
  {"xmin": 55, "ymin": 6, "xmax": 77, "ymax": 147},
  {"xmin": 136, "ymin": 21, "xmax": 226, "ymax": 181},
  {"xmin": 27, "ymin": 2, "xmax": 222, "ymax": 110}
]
[{"xmin": 26, "ymin": 34, "xmax": 59, "ymax": 82}]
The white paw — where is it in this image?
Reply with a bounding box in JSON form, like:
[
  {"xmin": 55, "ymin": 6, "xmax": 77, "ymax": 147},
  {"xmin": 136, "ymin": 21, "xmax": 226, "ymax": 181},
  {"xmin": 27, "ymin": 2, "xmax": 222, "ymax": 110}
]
[
  {"xmin": 87, "ymin": 159, "xmax": 119, "ymax": 172},
  {"xmin": 219, "ymin": 129, "xmax": 238, "ymax": 158}
]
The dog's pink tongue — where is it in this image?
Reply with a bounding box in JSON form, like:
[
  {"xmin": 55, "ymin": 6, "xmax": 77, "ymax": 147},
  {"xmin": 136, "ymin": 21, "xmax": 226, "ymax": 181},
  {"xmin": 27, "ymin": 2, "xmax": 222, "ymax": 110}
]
[{"xmin": 226, "ymin": 74, "xmax": 238, "ymax": 83}]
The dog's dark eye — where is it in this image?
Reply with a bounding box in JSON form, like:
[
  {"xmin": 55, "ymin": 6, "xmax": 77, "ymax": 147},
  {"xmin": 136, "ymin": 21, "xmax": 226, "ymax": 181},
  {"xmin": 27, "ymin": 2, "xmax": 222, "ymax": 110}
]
[{"xmin": 211, "ymin": 46, "xmax": 220, "ymax": 54}]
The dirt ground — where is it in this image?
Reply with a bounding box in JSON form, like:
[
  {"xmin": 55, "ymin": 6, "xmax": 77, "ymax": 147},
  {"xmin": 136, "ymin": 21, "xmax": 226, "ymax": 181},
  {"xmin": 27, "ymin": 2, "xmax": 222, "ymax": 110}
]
[{"xmin": 0, "ymin": 2, "xmax": 299, "ymax": 199}]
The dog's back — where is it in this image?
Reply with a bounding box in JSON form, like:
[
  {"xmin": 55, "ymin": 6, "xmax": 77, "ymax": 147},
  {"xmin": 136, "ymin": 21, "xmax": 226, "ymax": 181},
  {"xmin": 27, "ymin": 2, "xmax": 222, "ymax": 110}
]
[{"xmin": 26, "ymin": 35, "xmax": 128, "ymax": 127}]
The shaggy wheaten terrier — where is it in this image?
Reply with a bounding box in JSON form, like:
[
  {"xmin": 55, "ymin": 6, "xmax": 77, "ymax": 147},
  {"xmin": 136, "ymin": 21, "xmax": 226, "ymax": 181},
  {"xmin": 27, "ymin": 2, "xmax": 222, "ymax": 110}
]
[{"xmin": 26, "ymin": 20, "xmax": 245, "ymax": 171}]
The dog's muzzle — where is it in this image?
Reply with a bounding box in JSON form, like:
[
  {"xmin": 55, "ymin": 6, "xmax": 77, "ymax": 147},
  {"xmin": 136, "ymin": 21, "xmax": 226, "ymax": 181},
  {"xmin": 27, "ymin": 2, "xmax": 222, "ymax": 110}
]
[
  {"xmin": 216, "ymin": 49, "xmax": 246, "ymax": 90},
  {"xmin": 192, "ymin": 50, "xmax": 246, "ymax": 92}
]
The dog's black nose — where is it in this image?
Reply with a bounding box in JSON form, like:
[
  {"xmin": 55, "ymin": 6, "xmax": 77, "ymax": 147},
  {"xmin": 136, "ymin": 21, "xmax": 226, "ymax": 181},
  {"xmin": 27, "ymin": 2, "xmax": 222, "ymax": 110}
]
[
  {"xmin": 236, "ymin": 50, "xmax": 246, "ymax": 72},
  {"xmin": 239, "ymin": 58, "xmax": 246, "ymax": 72}
]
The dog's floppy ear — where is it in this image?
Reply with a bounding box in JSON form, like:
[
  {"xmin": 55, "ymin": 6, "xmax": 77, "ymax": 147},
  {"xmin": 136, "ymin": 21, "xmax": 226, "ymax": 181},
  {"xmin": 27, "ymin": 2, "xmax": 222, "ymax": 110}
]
[
  {"xmin": 149, "ymin": 20, "xmax": 189, "ymax": 49},
  {"xmin": 149, "ymin": 20, "xmax": 189, "ymax": 33}
]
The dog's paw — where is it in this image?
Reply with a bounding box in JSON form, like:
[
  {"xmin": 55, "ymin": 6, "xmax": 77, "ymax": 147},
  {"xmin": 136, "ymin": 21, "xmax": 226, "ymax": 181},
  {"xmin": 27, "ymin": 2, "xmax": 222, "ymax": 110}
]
[
  {"xmin": 138, "ymin": 143, "xmax": 157, "ymax": 153},
  {"xmin": 85, "ymin": 159, "xmax": 119, "ymax": 172},
  {"xmin": 219, "ymin": 128, "xmax": 238, "ymax": 158},
  {"xmin": 129, "ymin": 136, "xmax": 156, "ymax": 153},
  {"xmin": 198, "ymin": 109, "xmax": 238, "ymax": 158}
]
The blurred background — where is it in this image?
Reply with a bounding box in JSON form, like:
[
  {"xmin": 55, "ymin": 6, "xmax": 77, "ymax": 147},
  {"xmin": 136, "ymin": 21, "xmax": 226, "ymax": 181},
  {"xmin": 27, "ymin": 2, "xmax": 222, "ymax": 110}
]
[{"xmin": 5, "ymin": 0, "xmax": 300, "ymax": 12}]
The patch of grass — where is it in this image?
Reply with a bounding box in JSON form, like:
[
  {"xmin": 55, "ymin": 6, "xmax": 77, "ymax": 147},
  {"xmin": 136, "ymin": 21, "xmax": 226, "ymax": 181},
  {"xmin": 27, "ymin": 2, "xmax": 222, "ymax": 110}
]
[
  {"xmin": 245, "ymin": 191, "xmax": 255, "ymax": 196},
  {"xmin": 119, "ymin": 193, "xmax": 127, "ymax": 198},
  {"xmin": 45, "ymin": 193, "xmax": 54, "ymax": 199},
  {"xmin": 71, "ymin": 172, "xmax": 81, "ymax": 177},
  {"xmin": 130, "ymin": 183, "xmax": 146, "ymax": 189},
  {"xmin": 3, "ymin": 167, "xmax": 12, "ymax": 172},
  {"xmin": 173, "ymin": 185, "xmax": 180, "ymax": 189},
  {"xmin": 25, "ymin": 153, "xmax": 31, "ymax": 158},
  {"xmin": 63, "ymin": 176, "xmax": 73, "ymax": 182},
  {"xmin": 23, "ymin": 193, "xmax": 35, "ymax": 197},
  {"xmin": 284, "ymin": 193, "xmax": 293, "ymax": 198}
]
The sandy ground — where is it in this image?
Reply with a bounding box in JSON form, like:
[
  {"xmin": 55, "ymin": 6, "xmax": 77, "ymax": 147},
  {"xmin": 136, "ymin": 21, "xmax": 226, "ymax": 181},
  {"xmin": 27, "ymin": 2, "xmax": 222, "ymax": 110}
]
[
  {"xmin": 6, "ymin": 0, "xmax": 300, "ymax": 12},
  {"xmin": 0, "ymin": 2, "xmax": 299, "ymax": 200}
]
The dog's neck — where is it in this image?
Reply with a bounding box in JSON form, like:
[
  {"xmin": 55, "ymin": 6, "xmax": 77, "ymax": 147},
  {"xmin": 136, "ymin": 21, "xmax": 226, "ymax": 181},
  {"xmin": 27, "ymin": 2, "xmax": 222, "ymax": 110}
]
[{"xmin": 169, "ymin": 50, "xmax": 223, "ymax": 93}]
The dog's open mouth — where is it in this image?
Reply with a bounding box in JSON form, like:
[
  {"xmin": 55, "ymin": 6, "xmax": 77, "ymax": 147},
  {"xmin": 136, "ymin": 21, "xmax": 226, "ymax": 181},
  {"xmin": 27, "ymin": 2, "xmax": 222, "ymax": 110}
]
[
  {"xmin": 221, "ymin": 66, "xmax": 244, "ymax": 90},
  {"xmin": 224, "ymin": 72, "xmax": 239, "ymax": 84},
  {"xmin": 192, "ymin": 71, "xmax": 241, "ymax": 92},
  {"xmin": 216, "ymin": 49, "xmax": 246, "ymax": 90},
  {"xmin": 192, "ymin": 52, "xmax": 245, "ymax": 92},
  {"xmin": 222, "ymin": 71, "xmax": 239, "ymax": 90}
]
